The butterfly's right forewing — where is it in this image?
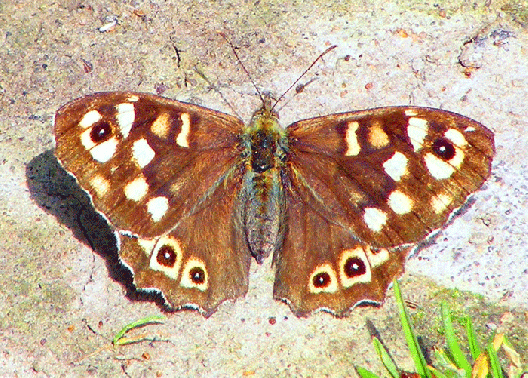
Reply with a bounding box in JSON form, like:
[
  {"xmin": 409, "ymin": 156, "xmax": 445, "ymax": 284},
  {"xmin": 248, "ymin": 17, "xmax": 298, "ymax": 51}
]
[{"xmin": 55, "ymin": 92, "xmax": 246, "ymax": 238}]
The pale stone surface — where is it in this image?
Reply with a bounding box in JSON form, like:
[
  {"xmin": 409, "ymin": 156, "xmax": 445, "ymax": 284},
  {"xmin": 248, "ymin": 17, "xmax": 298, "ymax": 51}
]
[{"xmin": 1, "ymin": 0, "xmax": 527, "ymax": 376}]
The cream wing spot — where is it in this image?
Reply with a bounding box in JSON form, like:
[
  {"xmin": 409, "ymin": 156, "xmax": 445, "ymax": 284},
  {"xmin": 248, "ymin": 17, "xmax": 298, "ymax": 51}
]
[
  {"xmin": 127, "ymin": 95, "xmax": 139, "ymax": 102},
  {"xmin": 80, "ymin": 128, "xmax": 97, "ymax": 150},
  {"xmin": 404, "ymin": 109, "xmax": 418, "ymax": 117},
  {"xmin": 89, "ymin": 174, "xmax": 110, "ymax": 197},
  {"xmin": 407, "ymin": 117, "xmax": 428, "ymax": 152},
  {"xmin": 383, "ymin": 152, "xmax": 408, "ymax": 182},
  {"xmin": 309, "ymin": 264, "xmax": 338, "ymax": 294},
  {"xmin": 116, "ymin": 103, "xmax": 135, "ymax": 138},
  {"xmin": 79, "ymin": 110, "xmax": 102, "ymax": 128},
  {"xmin": 363, "ymin": 208, "xmax": 387, "ymax": 232},
  {"xmin": 88, "ymin": 137, "xmax": 118, "ymax": 163},
  {"xmin": 444, "ymin": 128, "xmax": 468, "ymax": 146},
  {"xmin": 151, "ymin": 113, "xmax": 171, "ymax": 139},
  {"xmin": 345, "ymin": 121, "xmax": 360, "ymax": 156},
  {"xmin": 176, "ymin": 113, "xmax": 191, "ymax": 148},
  {"xmin": 450, "ymin": 149, "xmax": 464, "ymax": 169},
  {"xmin": 424, "ymin": 153, "xmax": 456, "ymax": 180},
  {"xmin": 339, "ymin": 247, "xmax": 372, "ymax": 288},
  {"xmin": 149, "ymin": 238, "xmax": 182, "ymax": 280},
  {"xmin": 388, "ymin": 190, "xmax": 413, "ymax": 215},
  {"xmin": 365, "ymin": 247, "xmax": 390, "ymax": 268},
  {"xmin": 147, "ymin": 196, "xmax": 169, "ymax": 222},
  {"xmin": 124, "ymin": 176, "xmax": 149, "ymax": 202},
  {"xmin": 431, "ymin": 193, "xmax": 453, "ymax": 214},
  {"xmin": 170, "ymin": 180, "xmax": 184, "ymax": 194},
  {"xmin": 368, "ymin": 120, "xmax": 390, "ymax": 148},
  {"xmin": 132, "ymin": 138, "xmax": 155, "ymax": 168},
  {"xmin": 137, "ymin": 238, "xmax": 156, "ymax": 257},
  {"xmin": 180, "ymin": 258, "xmax": 208, "ymax": 291}
]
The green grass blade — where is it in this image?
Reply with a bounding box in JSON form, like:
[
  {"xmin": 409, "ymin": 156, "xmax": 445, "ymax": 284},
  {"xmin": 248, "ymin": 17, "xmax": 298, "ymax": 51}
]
[
  {"xmin": 112, "ymin": 315, "xmax": 166, "ymax": 345},
  {"xmin": 441, "ymin": 302, "xmax": 472, "ymax": 378},
  {"xmin": 372, "ymin": 337, "xmax": 399, "ymax": 378},
  {"xmin": 434, "ymin": 348, "xmax": 457, "ymax": 370},
  {"xmin": 434, "ymin": 349, "xmax": 467, "ymax": 378},
  {"xmin": 393, "ymin": 279, "xmax": 430, "ymax": 378},
  {"xmin": 427, "ymin": 366, "xmax": 449, "ymax": 378},
  {"xmin": 465, "ymin": 316, "xmax": 482, "ymax": 359},
  {"xmin": 356, "ymin": 365, "xmax": 382, "ymax": 378},
  {"xmin": 487, "ymin": 342, "xmax": 504, "ymax": 378}
]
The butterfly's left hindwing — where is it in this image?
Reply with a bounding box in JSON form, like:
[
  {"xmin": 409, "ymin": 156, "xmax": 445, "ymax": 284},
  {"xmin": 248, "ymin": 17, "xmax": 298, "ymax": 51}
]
[{"xmin": 274, "ymin": 187, "xmax": 411, "ymax": 317}]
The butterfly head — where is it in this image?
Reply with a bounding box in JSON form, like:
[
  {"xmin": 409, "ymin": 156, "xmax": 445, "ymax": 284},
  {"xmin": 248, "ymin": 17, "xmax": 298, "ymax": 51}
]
[{"xmin": 249, "ymin": 95, "xmax": 279, "ymax": 124}]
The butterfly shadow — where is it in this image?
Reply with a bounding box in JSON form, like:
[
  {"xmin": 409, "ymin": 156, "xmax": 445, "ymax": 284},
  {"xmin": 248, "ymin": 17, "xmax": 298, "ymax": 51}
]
[{"xmin": 27, "ymin": 150, "xmax": 170, "ymax": 310}]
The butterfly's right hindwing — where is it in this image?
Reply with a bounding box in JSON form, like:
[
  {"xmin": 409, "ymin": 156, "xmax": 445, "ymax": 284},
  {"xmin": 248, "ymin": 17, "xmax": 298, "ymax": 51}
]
[{"xmin": 118, "ymin": 172, "xmax": 250, "ymax": 316}]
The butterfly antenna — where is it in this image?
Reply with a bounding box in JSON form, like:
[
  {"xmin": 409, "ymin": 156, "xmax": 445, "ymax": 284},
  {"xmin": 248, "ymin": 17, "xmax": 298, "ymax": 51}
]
[
  {"xmin": 193, "ymin": 66, "xmax": 243, "ymax": 119},
  {"xmin": 271, "ymin": 45, "xmax": 337, "ymax": 112},
  {"xmin": 218, "ymin": 32, "xmax": 266, "ymax": 105}
]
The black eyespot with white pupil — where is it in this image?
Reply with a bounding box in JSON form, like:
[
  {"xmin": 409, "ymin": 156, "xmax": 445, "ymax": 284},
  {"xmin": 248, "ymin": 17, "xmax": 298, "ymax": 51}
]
[
  {"xmin": 432, "ymin": 137, "xmax": 456, "ymax": 160},
  {"xmin": 344, "ymin": 257, "xmax": 366, "ymax": 278},
  {"xmin": 156, "ymin": 245, "xmax": 176, "ymax": 267},
  {"xmin": 189, "ymin": 267, "xmax": 206, "ymax": 284},
  {"xmin": 313, "ymin": 272, "xmax": 332, "ymax": 288},
  {"xmin": 90, "ymin": 121, "xmax": 113, "ymax": 142}
]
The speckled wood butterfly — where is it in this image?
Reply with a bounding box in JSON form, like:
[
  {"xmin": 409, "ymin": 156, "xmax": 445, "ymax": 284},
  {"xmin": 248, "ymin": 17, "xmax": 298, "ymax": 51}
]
[{"xmin": 54, "ymin": 85, "xmax": 494, "ymax": 316}]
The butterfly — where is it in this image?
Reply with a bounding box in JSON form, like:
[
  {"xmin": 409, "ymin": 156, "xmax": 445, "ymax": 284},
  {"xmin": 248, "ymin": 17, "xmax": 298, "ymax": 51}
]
[{"xmin": 54, "ymin": 90, "xmax": 494, "ymax": 317}]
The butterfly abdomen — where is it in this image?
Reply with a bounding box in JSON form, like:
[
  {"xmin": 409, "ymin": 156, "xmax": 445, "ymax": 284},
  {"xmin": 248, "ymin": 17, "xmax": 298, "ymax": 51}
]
[
  {"xmin": 241, "ymin": 170, "xmax": 285, "ymax": 263},
  {"xmin": 239, "ymin": 106, "xmax": 288, "ymax": 263}
]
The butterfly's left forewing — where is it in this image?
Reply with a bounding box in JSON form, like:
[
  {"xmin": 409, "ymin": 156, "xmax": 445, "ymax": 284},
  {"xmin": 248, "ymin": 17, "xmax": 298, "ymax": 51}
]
[{"xmin": 285, "ymin": 106, "xmax": 494, "ymax": 248}]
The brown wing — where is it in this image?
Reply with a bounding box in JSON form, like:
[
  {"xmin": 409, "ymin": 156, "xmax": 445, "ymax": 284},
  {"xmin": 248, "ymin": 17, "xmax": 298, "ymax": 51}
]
[
  {"xmin": 118, "ymin": 172, "xmax": 250, "ymax": 316},
  {"xmin": 285, "ymin": 106, "xmax": 494, "ymax": 248},
  {"xmin": 273, "ymin": 186, "xmax": 411, "ymax": 317},
  {"xmin": 55, "ymin": 92, "xmax": 245, "ymax": 238}
]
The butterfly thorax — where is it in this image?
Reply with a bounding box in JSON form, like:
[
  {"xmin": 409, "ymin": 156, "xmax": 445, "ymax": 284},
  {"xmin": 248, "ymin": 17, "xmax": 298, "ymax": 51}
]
[
  {"xmin": 241, "ymin": 105, "xmax": 287, "ymax": 263},
  {"xmin": 246, "ymin": 103, "xmax": 286, "ymax": 172}
]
